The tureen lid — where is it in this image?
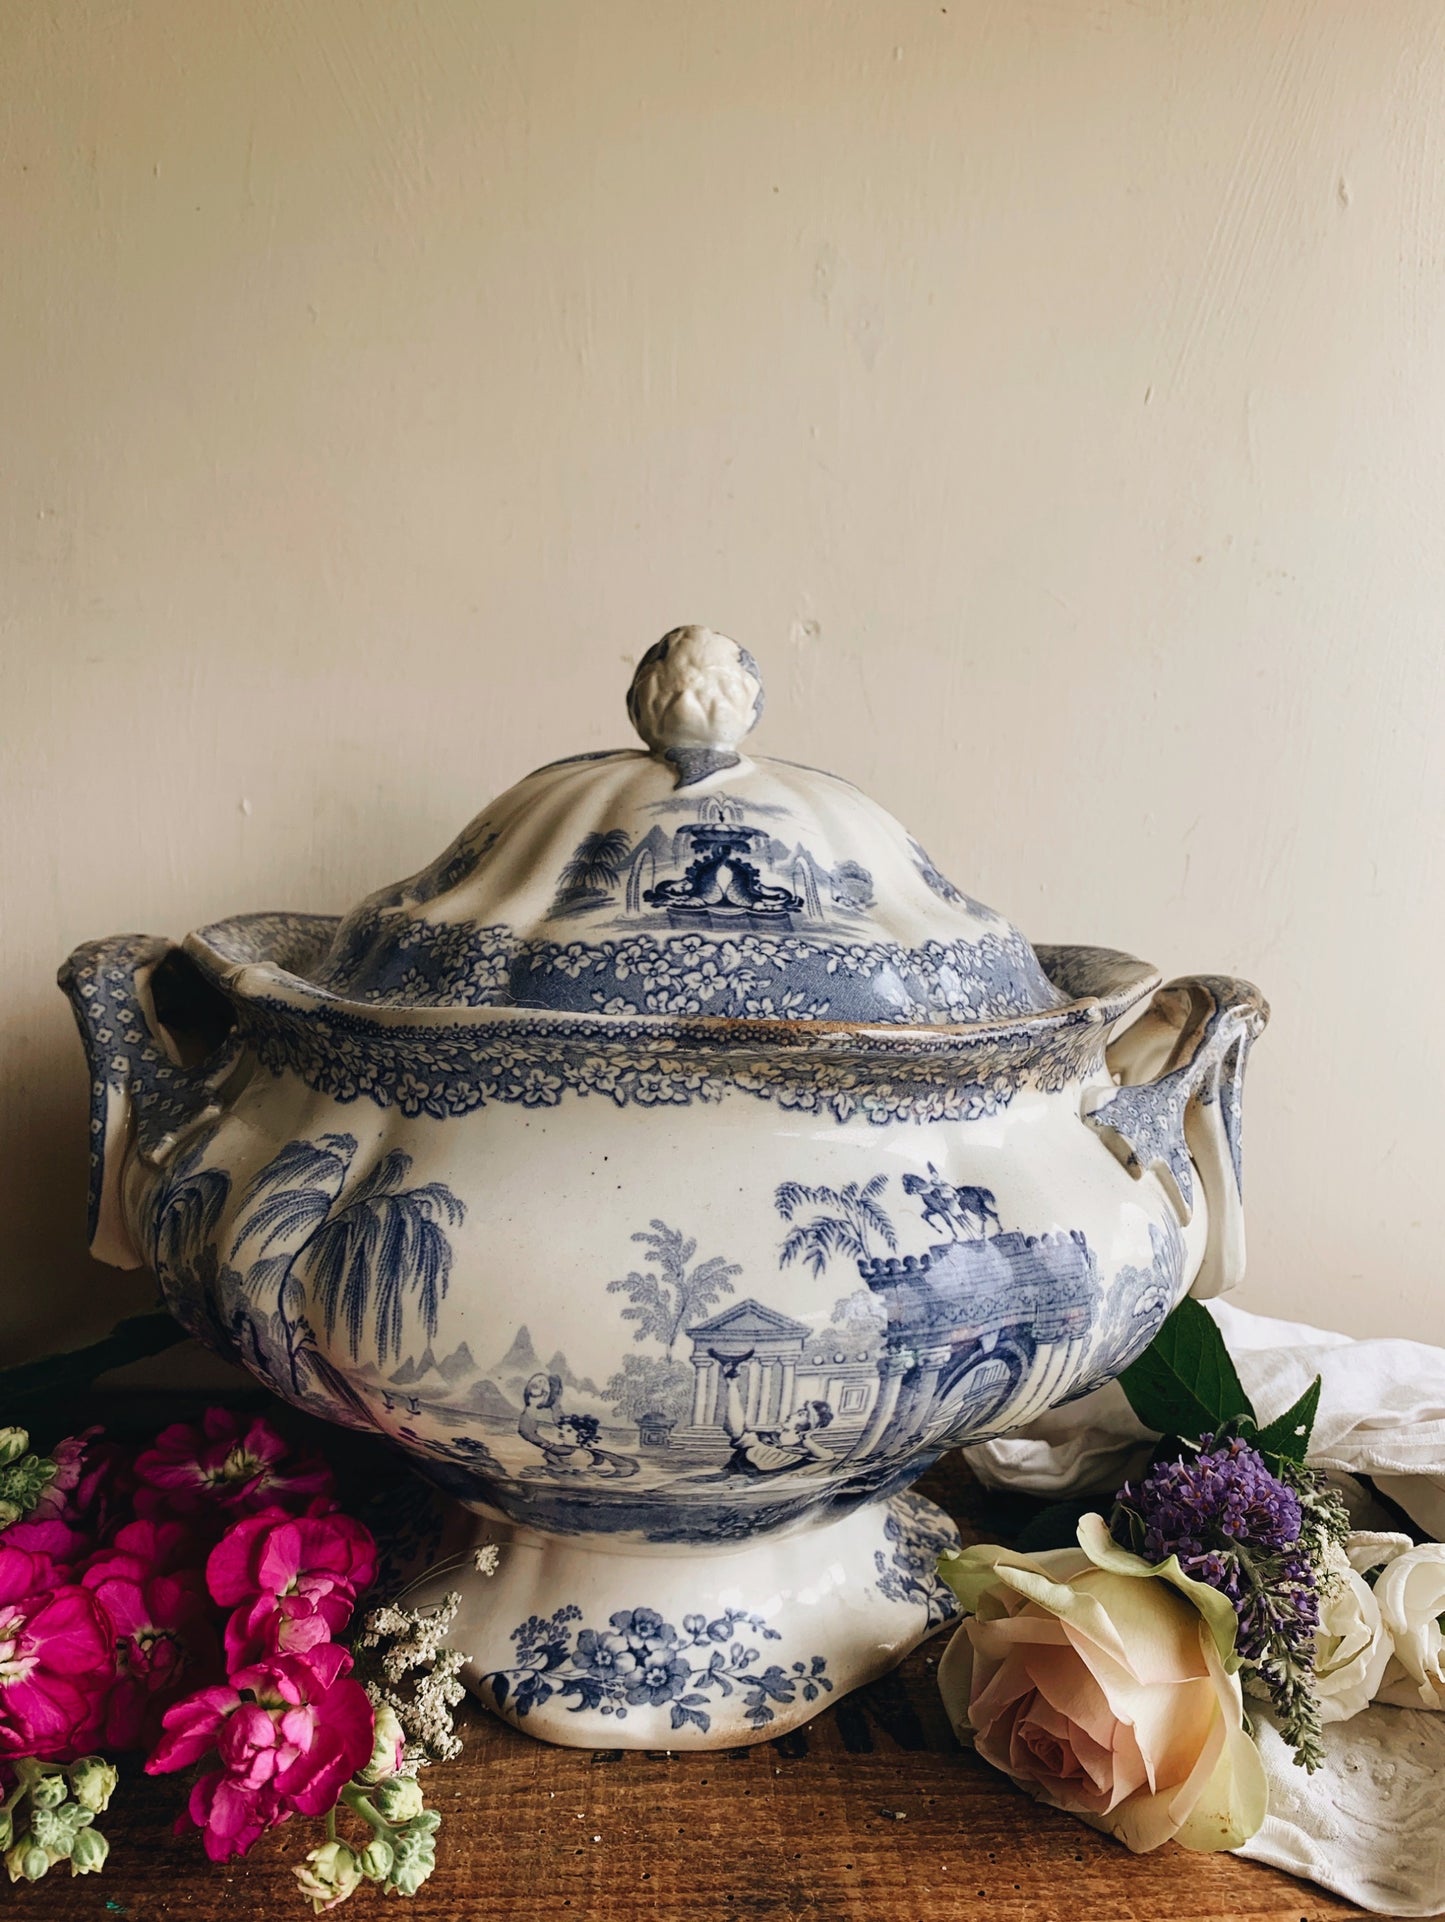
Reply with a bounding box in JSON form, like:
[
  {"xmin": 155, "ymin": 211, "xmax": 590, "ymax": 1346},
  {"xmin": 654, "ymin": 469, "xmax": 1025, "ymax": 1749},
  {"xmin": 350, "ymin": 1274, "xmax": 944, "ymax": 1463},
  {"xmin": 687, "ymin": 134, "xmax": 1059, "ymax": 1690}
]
[{"xmin": 312, "ymin": 627, "xmax": 1064, "ymax": 1026}]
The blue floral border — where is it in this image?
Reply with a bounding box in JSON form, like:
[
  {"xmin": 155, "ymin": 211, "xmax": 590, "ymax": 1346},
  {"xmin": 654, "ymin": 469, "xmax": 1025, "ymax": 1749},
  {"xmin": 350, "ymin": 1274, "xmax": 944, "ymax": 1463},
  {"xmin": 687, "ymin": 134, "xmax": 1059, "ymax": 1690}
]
[
  {"xmin": 231, "ymin": 992, "xmax": 1107, "ymax": 1127},
  {"xmin": 309, "ymin": 903, "xmax": 1061, "ymax": 1026},
  {"xmin": 480, "ymin": 1603, "xmax": 832, "ymax": 1734}
]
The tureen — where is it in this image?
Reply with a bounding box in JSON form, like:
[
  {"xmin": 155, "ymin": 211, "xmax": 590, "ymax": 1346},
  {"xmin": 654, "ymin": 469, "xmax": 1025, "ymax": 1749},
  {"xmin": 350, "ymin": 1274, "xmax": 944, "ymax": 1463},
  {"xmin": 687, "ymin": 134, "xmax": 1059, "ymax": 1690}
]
[{"xmin": 61, "ymin": 627, "xmax": 1267, "ymax": 1748}]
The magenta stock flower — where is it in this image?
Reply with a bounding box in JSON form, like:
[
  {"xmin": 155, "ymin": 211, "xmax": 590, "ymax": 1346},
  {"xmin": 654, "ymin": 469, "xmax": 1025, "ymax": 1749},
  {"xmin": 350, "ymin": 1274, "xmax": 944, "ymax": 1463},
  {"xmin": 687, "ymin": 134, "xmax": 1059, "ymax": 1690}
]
[
  {"xmin": 223, "ymin": 1590, "xmax": 339, "ymax": 1671},
  {"xmin": 82, "ymin": 1566, "xmax": 220, "ymax": 1750},
  {"xmin": 84, "ymin": 1517, "xmax": 206, "ymax": 1583},
  {"xmin": 134, "ymin": 1410, "xmax": 334, "ymax": 1524},
  {"xmin": 0, "ymin": 1406, "xmax": 385, "ymax": 1862},
  {"xmin": 184, "ymin": 1768, "xmax": 288, "ymax": 1862},
  {"xmin": 0, "ymin": 1513, "xmax": 94, "ymax": 1564},
  {"xmin": 2, "ymin": 1425, "xmax": 132, "ymax": 1568},
  {"xmin": 28, "ymin": 1427, "xmax": 133, "ymax": 1545},
  {"xmin": 208, "ymin": 1509, "xmax": 377, "ymax": 1644},
  {"xmin": 0, "ymin": 1547, "xmax": 115, "ymax": 1761},
  {"xmin": 148, "ymin": 1643, "xmax": 375, "ymax": 1859},
  {"xmin": 32, "ymin": 1427, "xmax": 113, "ymax": 1519}
]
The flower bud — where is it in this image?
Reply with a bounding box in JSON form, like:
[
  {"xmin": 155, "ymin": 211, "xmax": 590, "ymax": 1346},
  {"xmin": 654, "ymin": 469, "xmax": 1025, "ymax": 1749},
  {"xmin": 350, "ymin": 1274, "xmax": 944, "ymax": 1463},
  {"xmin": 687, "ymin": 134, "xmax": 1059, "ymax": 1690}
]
[
  {"xmin": 356, "ymin": 1702, "xmax": 406, "ymax": 1785},
  {"xmin": 30, "ymin": 1802, "xmax": 84, "ymax": 1853},
  {"xmin": 69, "ymin": 1827, "xmax": 109, "ymax": 1875},
  {"xmin": 30, "ymin": 1772, "xmax": 69, "ymax": 1810},
  {"xmin": 356, "ymin": 1834, "xmax": 394, "ymax": 1881},
  {"xmin": 386, "ymin": 1832, "xmax": 436, "ymax": 1897},
  {"xmin": 5, "ymin": 1839, "xmax": 51, "ymax": 1883},
  {"xmin": 68, "ymin": 1758, "xmax": 119, "ymax": 1814},
  {"xmin": 0, "ymin": 1428, "xmax": 30, "ymax": 1467},
  {"xmin": 0, "ymin": 1499, "xmax": 21, "ymax": 1527},
  {"xmin": 372, "ymin": 1775, "xmax": 424, "ymax": 1823},
  {"xmin": 294, "ymin": 1840, "xmax": 363, "ymax": 1913}
]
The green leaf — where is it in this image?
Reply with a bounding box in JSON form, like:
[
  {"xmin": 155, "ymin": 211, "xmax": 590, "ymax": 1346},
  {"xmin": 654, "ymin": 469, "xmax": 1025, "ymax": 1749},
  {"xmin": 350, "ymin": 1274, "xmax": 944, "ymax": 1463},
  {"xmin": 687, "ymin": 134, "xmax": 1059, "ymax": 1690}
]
[
  {"xmin": 1012, "ymin": 1498, "xmax": 1098, "ymax": 1554},
  {"xmin": 1252, "ymin": 1376, "xmax": 1321, "ymax": 1463},
  {"xmin": 1117, "ymin": 1296, "xmax": 1256, "ymax": 1438}
]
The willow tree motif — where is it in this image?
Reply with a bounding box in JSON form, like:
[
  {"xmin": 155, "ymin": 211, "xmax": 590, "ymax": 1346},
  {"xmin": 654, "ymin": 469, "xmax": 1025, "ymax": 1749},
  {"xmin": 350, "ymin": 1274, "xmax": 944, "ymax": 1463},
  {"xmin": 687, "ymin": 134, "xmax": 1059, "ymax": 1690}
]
[
  {"xmin": 553, "ymin": 829, "xmax": 633, "ymax": 910},
  {"xmin": 149, "ymin": 1133, "xmax": 233, "ymax": 1345},
  {"xmin": 234, "ymin": 1131, "xmax": 465, "ymax": 1382},
  {"xmin": 775, "ymin": 1177, "xmax": 898, "ymax": 1278}
]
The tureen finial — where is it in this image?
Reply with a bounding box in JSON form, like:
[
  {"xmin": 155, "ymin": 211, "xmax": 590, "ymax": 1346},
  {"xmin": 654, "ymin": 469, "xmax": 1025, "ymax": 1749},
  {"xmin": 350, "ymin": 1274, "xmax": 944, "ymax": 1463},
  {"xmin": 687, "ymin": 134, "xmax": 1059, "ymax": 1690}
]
[{"xmin": 626, "ymin": 626, "xmax": 764, "ymax": 788}]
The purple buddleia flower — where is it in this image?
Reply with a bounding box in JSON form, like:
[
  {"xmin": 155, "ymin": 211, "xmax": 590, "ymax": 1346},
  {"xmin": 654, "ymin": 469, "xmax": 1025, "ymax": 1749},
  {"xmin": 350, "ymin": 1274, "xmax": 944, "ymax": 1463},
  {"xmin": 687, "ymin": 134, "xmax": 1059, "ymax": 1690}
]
[{"xmin": 1112, "ymin": 1433, "xmax": 1342, "ymax": 1770}]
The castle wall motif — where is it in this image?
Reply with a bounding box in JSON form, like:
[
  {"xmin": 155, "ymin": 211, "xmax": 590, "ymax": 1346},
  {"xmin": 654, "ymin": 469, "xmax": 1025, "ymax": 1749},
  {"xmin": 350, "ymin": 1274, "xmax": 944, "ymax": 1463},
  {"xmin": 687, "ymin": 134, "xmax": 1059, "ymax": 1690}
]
[
  {"xmin": 681, "ymin": 1229, "xmax": 1100, "ymax": 1463},
  {"xmin": 853, "ymin": 1230, "xmax": 1101, "ymax": 1457}
]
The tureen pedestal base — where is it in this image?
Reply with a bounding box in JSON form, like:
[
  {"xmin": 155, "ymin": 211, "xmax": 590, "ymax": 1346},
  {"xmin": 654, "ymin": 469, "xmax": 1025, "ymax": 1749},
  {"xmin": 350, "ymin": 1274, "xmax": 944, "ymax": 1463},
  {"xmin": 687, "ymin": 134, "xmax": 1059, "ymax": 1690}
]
[{"xmin": 401, "ymin": 1490, "xmax": 961, "ymax": 1750}]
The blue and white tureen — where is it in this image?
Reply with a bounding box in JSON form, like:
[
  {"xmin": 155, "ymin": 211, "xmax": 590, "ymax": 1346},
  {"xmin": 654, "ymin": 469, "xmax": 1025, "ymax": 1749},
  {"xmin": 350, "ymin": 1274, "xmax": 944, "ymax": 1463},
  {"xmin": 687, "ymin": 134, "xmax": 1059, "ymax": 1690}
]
[{"xmin": 61, "ymin": 626, "xmax": 1267, "ymax": 1748}]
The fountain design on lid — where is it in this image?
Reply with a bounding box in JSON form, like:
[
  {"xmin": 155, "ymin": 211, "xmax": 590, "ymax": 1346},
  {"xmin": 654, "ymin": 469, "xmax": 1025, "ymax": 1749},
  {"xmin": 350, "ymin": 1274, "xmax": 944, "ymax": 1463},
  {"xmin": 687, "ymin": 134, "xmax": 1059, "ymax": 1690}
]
[{"xmin": 274, "ymin": 626, "xmax": 1067, "ymax": 1025}]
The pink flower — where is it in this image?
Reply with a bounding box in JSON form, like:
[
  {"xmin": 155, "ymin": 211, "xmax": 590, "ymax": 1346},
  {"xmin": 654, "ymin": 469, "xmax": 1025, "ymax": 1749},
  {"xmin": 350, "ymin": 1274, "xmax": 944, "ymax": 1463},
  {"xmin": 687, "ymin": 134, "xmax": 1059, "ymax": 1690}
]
[
  {"xmin": 82, "ymin": 1565, "xmax": 220, "ymax": 1750},
  {"xmin": 148, "ymin": 1644, "xmax": 375, "ymax": 1859},
  {"xmin": 27, "ymin": 1428, "xmax": 134, "ymax": 1544},
  {"xmin": 208, "ymin": 1509, "xmax": 376, "ymax": 1636},
  {"xmin": 222, "ymin": 1591, "xmax": 339, "ymax": 1671},
  {"xmin": 231, "ymin": 1649, "xmax": 374, "ymax": 1814},
  {"xmin": 1, "ymin": 1514, "xmax": 94, "ymax": 1564},
  {"xmin": 32, "ymin": 1427, "xmax": 111, "ymax": 1517},
  {"xmin": 149, "ymin": 1679, "xmax": 247, "ymax": 1772},
  {"xmin": 937, "ymin": 1519, "xmax": 1267, "ymax": 1854},
  {"xmin": 184, "ymin": 1768, "xmax": 289, "ymax": 1862},
  {"xmin": 134, "ymin": 1410, "xmax": 334, "ymax": 1524},
  {"xmin": 83, "ymin": 1517, "xmax": 205, "ymax": 1584},
  {"xmin": 0, "ymin": 1425, "xmax": 135, "ymax": 1570},
  {"xmin": 0, "ymin": 1547, "xmax": 115, "ymax": 1761}
]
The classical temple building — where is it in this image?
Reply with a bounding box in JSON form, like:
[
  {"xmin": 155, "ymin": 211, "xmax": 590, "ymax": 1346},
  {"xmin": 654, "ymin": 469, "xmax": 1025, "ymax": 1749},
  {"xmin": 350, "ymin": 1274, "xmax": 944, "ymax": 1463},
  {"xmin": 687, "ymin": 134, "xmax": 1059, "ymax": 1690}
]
[{"xmin": 683, "ymin": 1300, "xmax": 879, "ymax": 1437}]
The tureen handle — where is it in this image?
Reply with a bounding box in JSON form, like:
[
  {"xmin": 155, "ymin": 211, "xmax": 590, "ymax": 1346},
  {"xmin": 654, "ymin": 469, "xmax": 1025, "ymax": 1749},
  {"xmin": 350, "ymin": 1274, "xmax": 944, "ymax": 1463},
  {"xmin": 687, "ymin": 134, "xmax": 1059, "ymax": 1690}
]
[
  {"xmin": 1082, "ymin": 976, "xmax": 1269, "ymax": 1298},
  {"xmin": 58, "ymin": 936, "xmax": 238, "ymax": 1268}
]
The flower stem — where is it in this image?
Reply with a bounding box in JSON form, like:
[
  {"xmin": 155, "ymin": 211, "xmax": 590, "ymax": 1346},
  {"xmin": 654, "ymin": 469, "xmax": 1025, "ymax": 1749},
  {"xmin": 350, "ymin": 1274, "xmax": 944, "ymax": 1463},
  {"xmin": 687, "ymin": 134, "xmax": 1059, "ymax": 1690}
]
[{"xmin": 339, "ymin": 1785, "xmax": 389, "ymax": 1834}]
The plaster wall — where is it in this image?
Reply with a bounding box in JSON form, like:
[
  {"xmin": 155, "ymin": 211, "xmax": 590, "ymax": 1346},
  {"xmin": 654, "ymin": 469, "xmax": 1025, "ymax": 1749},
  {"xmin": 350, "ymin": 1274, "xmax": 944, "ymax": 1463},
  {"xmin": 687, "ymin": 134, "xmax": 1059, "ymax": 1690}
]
[{"xmin": 3, "ymin": 0, "xmax": 1442, "ymax": 1358}]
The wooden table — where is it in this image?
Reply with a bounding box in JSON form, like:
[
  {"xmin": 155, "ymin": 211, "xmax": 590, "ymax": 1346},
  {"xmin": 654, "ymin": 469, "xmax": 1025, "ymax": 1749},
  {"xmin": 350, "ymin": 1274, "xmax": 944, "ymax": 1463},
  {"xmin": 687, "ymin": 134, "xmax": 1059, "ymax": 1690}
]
[{"xmin": 12, "ymin": 1437, "xmax": 1367, "ymax": 1921}]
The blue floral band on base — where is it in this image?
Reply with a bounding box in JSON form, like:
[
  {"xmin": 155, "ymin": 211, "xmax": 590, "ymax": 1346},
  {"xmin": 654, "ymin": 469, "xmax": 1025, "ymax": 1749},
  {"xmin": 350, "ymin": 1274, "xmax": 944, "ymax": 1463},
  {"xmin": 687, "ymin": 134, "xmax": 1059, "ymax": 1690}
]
[{"xmin": 480, "ymin": 1603, "xmax": 832, "ymax": 1735}]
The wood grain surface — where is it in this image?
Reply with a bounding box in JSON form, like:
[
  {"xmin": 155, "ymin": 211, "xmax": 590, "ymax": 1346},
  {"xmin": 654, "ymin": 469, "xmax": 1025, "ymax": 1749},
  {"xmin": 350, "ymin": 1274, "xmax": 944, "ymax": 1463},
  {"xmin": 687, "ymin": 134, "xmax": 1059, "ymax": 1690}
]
[{"xmin": 7, "ymin": 1430, "xmax": 1367, "ymax": 1922}]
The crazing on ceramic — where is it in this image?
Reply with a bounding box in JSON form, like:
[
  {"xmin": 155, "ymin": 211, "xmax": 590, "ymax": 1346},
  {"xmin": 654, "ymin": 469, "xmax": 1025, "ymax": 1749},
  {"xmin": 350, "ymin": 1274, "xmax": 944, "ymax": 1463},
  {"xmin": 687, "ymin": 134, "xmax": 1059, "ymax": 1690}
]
[{"xmin": 60, "ymin": 626, "xmax": 1268, "ymax": 1747}]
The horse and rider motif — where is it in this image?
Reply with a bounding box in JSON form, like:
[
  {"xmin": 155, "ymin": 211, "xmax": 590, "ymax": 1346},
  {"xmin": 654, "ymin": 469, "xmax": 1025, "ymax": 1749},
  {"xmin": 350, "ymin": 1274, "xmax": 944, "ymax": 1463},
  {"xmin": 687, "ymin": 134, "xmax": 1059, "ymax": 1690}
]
[{"xmin": 900, "ymin": 1164, "xmax": 1001, "ymax": 1241}]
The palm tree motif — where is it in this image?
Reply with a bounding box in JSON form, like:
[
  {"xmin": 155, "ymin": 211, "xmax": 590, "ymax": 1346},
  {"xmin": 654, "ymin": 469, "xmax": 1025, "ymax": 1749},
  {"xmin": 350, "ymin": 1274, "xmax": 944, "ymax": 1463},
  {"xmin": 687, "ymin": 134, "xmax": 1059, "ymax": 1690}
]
[
  {"xmin": 553, "ymin": 829, "xmax": 633, "ymax": 910},
  {"xmin": 606, "ymin": 1221, "xmax": 741, "ymax": 1357},
  {"xmin": 233, "ymin": 1131, "xmax": 465, "ymax": 1384},
  {"xmin": 148, "ymin": 1133, "xmax": 233, "ymax": 1347},
  {"xmin": 775, "ymin": 1177, "xmax": 898, "ymax": 1278}
]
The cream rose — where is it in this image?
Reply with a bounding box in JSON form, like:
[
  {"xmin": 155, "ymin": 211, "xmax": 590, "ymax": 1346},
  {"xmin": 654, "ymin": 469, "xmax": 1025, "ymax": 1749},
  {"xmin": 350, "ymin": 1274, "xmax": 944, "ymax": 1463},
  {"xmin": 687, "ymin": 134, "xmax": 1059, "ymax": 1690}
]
[
  {"xmin": 1313, "ymin": 1544, "xmax": 1394, "ymax": 1724},
  {"xmin": 937, "ymin": 1513, "xmax": 1266, "ymax": 1853},
  {"xmin": 1371, "ymin": 1542, "xmax": 1445, "ymax": 1710}
]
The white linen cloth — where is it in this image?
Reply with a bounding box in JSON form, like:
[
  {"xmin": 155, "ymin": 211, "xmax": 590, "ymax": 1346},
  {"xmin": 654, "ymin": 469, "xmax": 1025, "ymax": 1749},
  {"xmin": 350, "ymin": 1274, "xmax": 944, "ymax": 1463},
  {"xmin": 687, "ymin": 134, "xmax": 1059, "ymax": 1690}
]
[{"xmin": 964, "ymin": 1299, "xmax": 1445, "ymax": 1917}]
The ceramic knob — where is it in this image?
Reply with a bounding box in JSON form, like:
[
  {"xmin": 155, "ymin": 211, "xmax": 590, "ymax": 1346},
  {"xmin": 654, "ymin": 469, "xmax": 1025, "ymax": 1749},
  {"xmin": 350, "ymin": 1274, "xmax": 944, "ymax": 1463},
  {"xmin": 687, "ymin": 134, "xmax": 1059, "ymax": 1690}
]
[{"xmin": 627, "ymin": 627, "xmax": 764, "ymax": 778}]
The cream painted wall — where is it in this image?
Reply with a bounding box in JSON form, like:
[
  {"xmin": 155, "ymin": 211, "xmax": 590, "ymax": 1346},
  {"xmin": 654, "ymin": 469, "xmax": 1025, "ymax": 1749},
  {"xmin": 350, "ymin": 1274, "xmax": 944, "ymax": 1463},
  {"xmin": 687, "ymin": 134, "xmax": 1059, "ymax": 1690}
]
[{"xmin": 3, "ymin": 0, "xmax": 1442, "ymax": 1364}]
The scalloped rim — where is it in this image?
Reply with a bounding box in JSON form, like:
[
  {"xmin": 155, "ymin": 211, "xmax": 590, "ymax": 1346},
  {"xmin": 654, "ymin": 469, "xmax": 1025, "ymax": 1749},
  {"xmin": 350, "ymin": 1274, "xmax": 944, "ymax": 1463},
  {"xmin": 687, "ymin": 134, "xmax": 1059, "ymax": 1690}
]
[{"xmin": 183, "ymin": 917, "xmax": 1161, "ymax": 1059}]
